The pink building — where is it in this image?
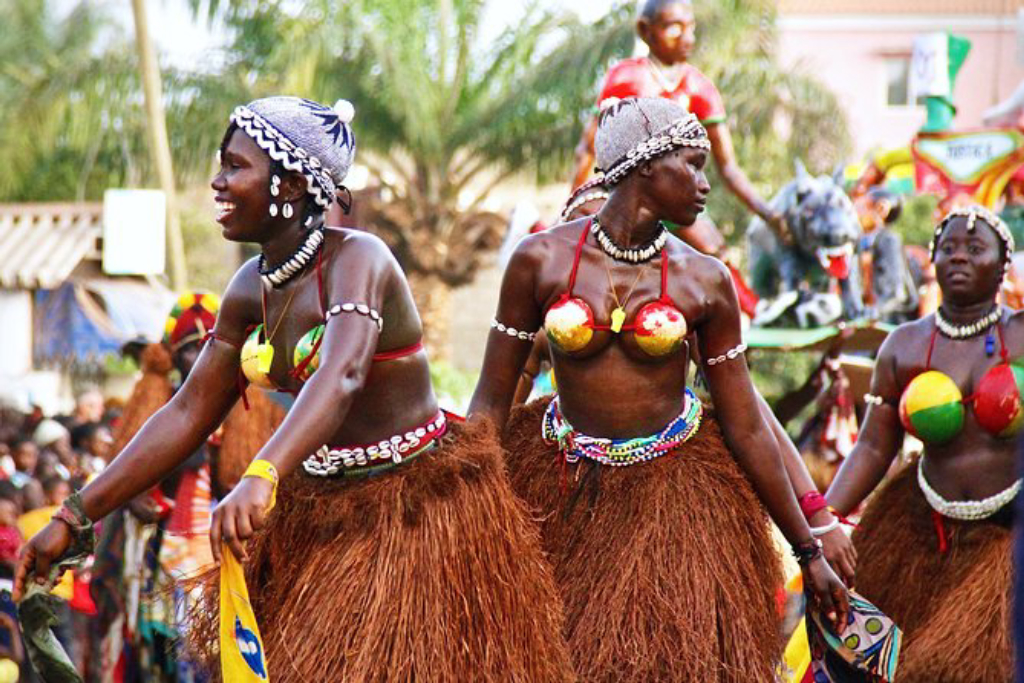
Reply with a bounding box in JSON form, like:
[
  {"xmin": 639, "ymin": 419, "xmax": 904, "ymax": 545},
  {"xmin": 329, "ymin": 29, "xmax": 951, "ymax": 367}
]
[{"xmin": 777, "ymin": 0, "xmax": 1024, "ymax": 158}]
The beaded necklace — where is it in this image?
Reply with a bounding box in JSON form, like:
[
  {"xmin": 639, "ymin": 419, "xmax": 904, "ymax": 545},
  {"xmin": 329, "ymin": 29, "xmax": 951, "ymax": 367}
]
[
  {"xmin": 591, "ymin": 216, "xmax": 668, "ymax": 264},
  {"xmin": 259, "ymin": 227, "xmax": 324, "ymax": 288},
  {"xmin": 934, "ymin": 304, "xmax": 1001, "ymax": 340}
]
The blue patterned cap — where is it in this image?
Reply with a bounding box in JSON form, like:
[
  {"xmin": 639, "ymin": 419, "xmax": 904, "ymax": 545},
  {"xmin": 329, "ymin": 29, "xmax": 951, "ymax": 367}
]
[{"xmin": 230, "ymin": 96, "xmax": 357, "ymax": 211}]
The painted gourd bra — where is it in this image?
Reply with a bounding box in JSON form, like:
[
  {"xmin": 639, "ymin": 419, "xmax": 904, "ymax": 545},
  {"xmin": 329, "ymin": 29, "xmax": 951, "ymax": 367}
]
[
  {"xmin": 898, "ymin": 320, "xmax": 1024, "ymax": 444},
  {"xmin": 544, "ymin": 221, "xmax": 687, "ymax": 357}
]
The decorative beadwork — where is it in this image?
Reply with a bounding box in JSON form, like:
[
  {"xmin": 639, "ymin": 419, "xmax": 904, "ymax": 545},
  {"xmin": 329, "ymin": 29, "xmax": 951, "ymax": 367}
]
[
  {"xmin": 561, "ymin": 190, "xmax": 610, "ymax": 222},
  {"xmin": 231, "ymin": 106, "xmax": 339, "ymax": 210},
  {"xmin": 601, "ymin": 113, "xmax": 711, "ymax": 186},
  {"xmin": 917, "ymin": 457, "xmax": 1021, "ymax": 520},
  {"xmin": 491, "ymin": 318, "xmax": 537, "ymax": 341},
  {"xmin": 259, "ymin": 227, "xmax": 324, "ymax": 288},
  {"xmin": 591, "ymin": 216, "xmax": 668, "ymax": 264},
  {"xmin": 542, "ymin": 389, "xmax": 703, "ymax": 467},
  {"xmin": 929, "ymin": 204, "xmax": 1014, "ymax": 274},
  {"xmin": 302, "ymin": 412, "xmax": 447, "ymax": 476},
  {"xmin": 326, "ymin": 302, "xmax": 384, "ymax": 332},
  {"xmin": 705, "ymin": 343, "xmax": 748, "ymax": 366},
  {"xmin": 863, "ymin": 393, "xmax": 885, "ymax": 406},
  {"xmin": 934, "ymin": 305, "xmax": 1001, "ymax": 339}
]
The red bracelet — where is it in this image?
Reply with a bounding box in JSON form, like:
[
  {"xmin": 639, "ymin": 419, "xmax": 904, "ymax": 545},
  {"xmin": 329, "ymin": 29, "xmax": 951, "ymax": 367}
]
[{"xmin": 798, "ymin": 491, "xmax": 828, "ymax": 520}]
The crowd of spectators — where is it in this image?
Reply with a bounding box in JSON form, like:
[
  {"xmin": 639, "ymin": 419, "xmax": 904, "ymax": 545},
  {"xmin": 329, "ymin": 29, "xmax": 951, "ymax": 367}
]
[{"xmin": 0, "ymin": 389, "xmax": 120, "ymax": 682}]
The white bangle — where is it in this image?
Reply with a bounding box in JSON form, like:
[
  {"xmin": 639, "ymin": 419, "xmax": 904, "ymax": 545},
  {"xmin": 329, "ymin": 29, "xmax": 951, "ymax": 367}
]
[{"xmin": 810, "ymin": 517, "xmax": 840, "ymax": 536}]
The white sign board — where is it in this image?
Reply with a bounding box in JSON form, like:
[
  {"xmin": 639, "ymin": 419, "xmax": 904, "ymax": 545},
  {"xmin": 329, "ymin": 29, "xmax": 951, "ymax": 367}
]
[
  {"xmin": 910, "ymin": 33, "xmax": 949, "ymax": 101},
  {"xmin": 102, "ymin": 189, "xmax": 166, "ymax": 276}
]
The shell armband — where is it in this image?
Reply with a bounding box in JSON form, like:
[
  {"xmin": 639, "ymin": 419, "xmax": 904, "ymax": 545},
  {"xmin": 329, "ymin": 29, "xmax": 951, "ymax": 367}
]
[
  {"xmin": 491, "ymin": 318, "xmax": 537, "ymax": 342},
  {"xmin": 326, "ymin": 302, "xmax": 383, "ymax": 332}
]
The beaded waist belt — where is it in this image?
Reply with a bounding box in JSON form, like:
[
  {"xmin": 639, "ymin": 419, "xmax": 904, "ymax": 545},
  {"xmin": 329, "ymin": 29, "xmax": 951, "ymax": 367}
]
[
  {"xmin": 542, "ymin": 389, "xmax": 703, "ymax": 467},
  {"xmin": 917, "ymin": 457, "xmax": 1021, "ymax": 520},
  {"xmin": 302, "ymin": 412, "xmax": 448, "ymax": 477}
]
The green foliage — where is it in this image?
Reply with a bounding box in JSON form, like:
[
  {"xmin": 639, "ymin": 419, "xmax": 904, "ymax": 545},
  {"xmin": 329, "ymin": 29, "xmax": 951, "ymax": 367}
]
[
  {"xmin": 747, "ymin": 348, "xmax": 818, "ymax": 406},
  {"xmin": 0, "ymin": 0, "xmax": 246, "ymax": 202},
  {"xmin": 892, "ymin": 193, "xmax": 939, "ymax": 247},
  {"xmin": 689, "ymin": 0, "xmax": 851, "ymax": 241},
  {"xmin": 428, "ymin": 358, "xmax": 479, "ymax": 412}
]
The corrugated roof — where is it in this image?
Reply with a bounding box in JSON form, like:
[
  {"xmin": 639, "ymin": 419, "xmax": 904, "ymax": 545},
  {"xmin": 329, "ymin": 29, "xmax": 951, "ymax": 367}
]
[
  {"xmin": 0, "ymin": 203, "xmax": 102, "ymax": 289},
  {"xmin": 778, "ymin": 0, "xmax": 1023, "ymax": 14}
]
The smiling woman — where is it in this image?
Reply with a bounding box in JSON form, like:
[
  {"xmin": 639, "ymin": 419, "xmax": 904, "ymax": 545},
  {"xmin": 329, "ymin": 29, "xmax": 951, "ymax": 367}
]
[
  {"xmin": 15, "ymin": 96, "xmax": 574, "ymax": 682},
  {"xmin": 827, "ymin": 206, "xmax": 1020, "ymax": 682}
]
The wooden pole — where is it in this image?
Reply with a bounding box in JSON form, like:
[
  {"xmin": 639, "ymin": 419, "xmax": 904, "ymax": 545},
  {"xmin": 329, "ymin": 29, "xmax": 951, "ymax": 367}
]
[{"xmin": 130, "ymin": 0, "xmax": 188, "ymax": 290}]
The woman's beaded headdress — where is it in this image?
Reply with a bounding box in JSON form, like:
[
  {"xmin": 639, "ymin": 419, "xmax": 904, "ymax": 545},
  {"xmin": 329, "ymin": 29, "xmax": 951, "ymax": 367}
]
[
  {"xmin": 929, "ymin": 204, "xmax": 1014, "ymax": 274},
  {"xmin": 229, "ymin": 96, "xmax": 357, "ymax": 211},
  {"xmin": 594, "ymin": 97, "xmax": 710, "ymax": 186}
]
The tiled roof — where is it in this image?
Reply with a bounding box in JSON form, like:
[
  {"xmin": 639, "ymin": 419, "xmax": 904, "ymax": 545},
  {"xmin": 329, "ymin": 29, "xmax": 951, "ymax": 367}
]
[
  {"xmin": 778, "ymin": 0, "xmax": 1023, "ymax": 14},
  {"xmin": 0, "ymin": 203, "xmax": 103, "ymax": 289}
]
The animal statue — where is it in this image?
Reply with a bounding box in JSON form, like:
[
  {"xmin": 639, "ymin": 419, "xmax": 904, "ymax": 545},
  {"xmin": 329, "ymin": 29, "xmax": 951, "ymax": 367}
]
[{"xmin": 747, "ymin": 161, "xmax": 864, "ymax": 328}]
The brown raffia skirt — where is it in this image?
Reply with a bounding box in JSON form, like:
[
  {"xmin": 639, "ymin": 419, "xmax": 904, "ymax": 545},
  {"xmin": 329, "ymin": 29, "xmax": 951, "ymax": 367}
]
[
  {"xmin": 503, "ymin": 398, "xmax": 783, "ymax": 683},
  {"xmin": 852, "ymin": 459, "xmax": 1013, "ymax": 683},
  {"xmin": 187, "ymin": 418, "xmax": 576, "ymax": 683}
]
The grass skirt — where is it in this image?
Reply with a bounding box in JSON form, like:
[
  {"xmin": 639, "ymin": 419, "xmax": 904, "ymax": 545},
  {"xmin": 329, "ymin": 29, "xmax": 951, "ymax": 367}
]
[
  {"xmin": 852, "ymin": 459, "xmax": 1013, "ymax": 682},
  {"xmin": 187, "ymin": 418, "xmax": 575, "ymax": 682},
  {"xmin": 503, "ymin": 398, "xmax": 783, "ymax": 683}
]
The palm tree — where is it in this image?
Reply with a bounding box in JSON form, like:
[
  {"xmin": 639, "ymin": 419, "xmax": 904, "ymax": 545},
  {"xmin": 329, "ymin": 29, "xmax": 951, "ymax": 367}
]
[
  {"xmin": 191, "ymin": 0, "xmax": 634, "ymax": 353},
  {"xmin": 0, "ymin": 0, "xmax": 246, "ymax": 202},
  {"xmin": 198, "ymin": 0, "xmax": 847, "ymax": 354}
]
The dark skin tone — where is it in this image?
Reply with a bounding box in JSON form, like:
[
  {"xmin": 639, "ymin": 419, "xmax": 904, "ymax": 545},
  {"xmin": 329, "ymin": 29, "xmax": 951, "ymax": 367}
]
[
  {"xmin": 572, "ymin": 2, "xmax": 789, "ymax": 243},
  {"xmin": 471, "ymin": 146, "xmax": 849, "ymax": 630},
  {"xmin": 16, "ymin": 129, "xmax": 437, "ymax": 597},
  {"xmin": 827, "ymin": 217, "xmax": 1021, "ymax": 583},
  {"xmin": 520, "ymin": 190, "xmax": 857, "ymax": 583}
]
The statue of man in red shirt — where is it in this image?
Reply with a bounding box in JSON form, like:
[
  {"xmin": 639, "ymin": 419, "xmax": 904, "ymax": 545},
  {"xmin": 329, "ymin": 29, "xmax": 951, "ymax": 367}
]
[{"xmin": 573, "ymin": 0, "xmax": 790, "ymax": 253}]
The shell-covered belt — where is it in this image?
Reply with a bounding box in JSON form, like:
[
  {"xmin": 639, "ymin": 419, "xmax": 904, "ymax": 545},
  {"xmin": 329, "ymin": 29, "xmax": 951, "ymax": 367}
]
[
  {"xmin": 917, "ymin": 456, "xmax": 1021, "ymax": 520},
  {"xmin": 542, "ymin": 389, "xmax": 702, "ymax": 467},
  {"xmin": 303, "ymin": 412, "xmax": 447, "ymax": 477}
]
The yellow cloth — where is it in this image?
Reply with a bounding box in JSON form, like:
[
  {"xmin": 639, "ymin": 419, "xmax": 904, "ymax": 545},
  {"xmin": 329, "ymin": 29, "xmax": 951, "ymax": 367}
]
[
  {"xmin": 219, "ymin": 465, "xmax": 277, "ymax": 682},
  {"xmin": 16, "ymin": 507, "xmax": 72, "ymax": 600},
  {"xmin": 219, "ymin": 550, "xmax": 269, "ymax": 681}
]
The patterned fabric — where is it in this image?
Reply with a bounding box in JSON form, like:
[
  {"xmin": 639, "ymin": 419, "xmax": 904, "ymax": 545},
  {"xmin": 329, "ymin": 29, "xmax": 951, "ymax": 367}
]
[
  {"xmin": 163, "ymin": 292, "xmax": 219, "ymax": 352},
  {"xmin": 598, "ymin": 56, "xmax": 726, "ymax": 124},
  {"xmin": 231, "ymin": 97, "xmax": 356, "ymax": 210},
  {"xmin": 542, "ymin": 388, "xmax": 703, "ymax": 466},
  {"xmin": 805, "ymin": 591, "xmax": 902, "ymax": 682}
]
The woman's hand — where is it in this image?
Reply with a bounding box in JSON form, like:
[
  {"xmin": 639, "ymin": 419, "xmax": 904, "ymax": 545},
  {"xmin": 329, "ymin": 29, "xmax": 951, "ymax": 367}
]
[
  {"xmin": 820, "ymin": 526, "xmax": 857, "ymax": 588},
  {"xmin": 803, "ymin": 555, "xmax": 850, "ymax": 635},
  {"xmin": 210, "ymin": 476, "xmax": 274, "ymax": 563},
  {"xmin": 14, "ymin": 520, "xmax": 72, "ymax": 601}
]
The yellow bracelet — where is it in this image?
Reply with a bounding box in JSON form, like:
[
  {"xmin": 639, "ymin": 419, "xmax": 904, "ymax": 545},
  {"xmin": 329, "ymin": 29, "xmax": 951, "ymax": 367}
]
[{"xmin": 243, "ymin": 459, "xmax": 279, "ymax": 512}]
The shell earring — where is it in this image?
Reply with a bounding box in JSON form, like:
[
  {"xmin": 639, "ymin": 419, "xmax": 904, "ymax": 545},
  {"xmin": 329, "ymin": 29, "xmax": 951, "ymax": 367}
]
[
  {"xmin": 282, "ymin": 203, "xmax": 294, "ymax": 219},
  {"xmin": 270, "ymin": 174, "xmax": 281, "ymax": 197},
  {"xmin": 269, "ymin": 204, "xmax": 279, "ymax": 217}
]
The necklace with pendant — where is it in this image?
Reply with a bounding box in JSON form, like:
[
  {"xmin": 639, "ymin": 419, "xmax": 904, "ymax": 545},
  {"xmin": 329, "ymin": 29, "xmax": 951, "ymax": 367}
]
[
  {"xmin": 604, "ymin": 255, "xmax": 646, "ymax": 333},
  {"xmin": 255, "ymin": 282, "xmax": 300, "ymax": 375}
]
